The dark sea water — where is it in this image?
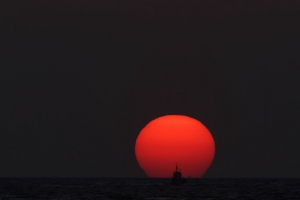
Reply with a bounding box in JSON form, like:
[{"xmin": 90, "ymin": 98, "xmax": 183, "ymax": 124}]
[{"xmin": 0, "ymin": 178, "xmax": 299, "ymax": 199}]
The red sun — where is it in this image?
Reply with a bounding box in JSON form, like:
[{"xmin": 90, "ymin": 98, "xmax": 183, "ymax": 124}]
[{"xmin": 135, "ymin": 115, "xmax": 215, "ymax": 178}]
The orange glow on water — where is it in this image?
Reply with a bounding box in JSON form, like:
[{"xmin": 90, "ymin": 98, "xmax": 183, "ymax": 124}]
[{"xmin": 135, "ymin": 115, "xmax": 215, "ymax": 178}]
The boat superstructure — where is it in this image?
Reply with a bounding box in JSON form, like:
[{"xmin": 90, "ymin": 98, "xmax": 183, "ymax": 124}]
[{"xmin": 171, "ymin": 163, "xmax": 186, "ymax": 185}]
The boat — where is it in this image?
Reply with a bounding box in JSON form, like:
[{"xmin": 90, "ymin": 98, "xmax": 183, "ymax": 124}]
[{"xmin": 171, "ymin": 163, "xmax": 186, "ymax": 185}]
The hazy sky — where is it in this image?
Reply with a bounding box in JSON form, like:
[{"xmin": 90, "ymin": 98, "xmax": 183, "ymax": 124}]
[{"xmin": 1, "ymin": 0, "xmax": 300, "ymax": 178}]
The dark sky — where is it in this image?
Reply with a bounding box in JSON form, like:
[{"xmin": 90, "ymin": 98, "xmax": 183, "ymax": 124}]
[{"xmin": 1, "ymin": 0, "xmax": 300, "ymax": 178}]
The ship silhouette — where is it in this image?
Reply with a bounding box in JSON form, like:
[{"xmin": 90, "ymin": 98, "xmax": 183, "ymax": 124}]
[{"xmin": 171, "ymin": 163, "xmax": 186, "ymax": 185}]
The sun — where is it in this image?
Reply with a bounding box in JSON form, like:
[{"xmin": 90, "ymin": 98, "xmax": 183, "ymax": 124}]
[{"xmin": 135, "ymin": 115, "xmax": 215, "ymax": 178}]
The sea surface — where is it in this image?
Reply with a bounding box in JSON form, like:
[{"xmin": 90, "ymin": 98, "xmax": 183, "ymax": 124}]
[{"xmin": 0, "ymin": 178, "xmax": 299, "ymax": 199}]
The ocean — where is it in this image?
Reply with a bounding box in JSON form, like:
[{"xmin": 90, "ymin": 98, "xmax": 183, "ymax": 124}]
[{"xmin": 0, "ymin": 178, "xmax": 299, "ymax": 199}]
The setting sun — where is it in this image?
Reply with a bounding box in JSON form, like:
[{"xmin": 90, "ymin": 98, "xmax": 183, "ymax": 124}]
[{"xmin": 135, "ymin": 115, "xmax": 215, "ymax": 178}]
